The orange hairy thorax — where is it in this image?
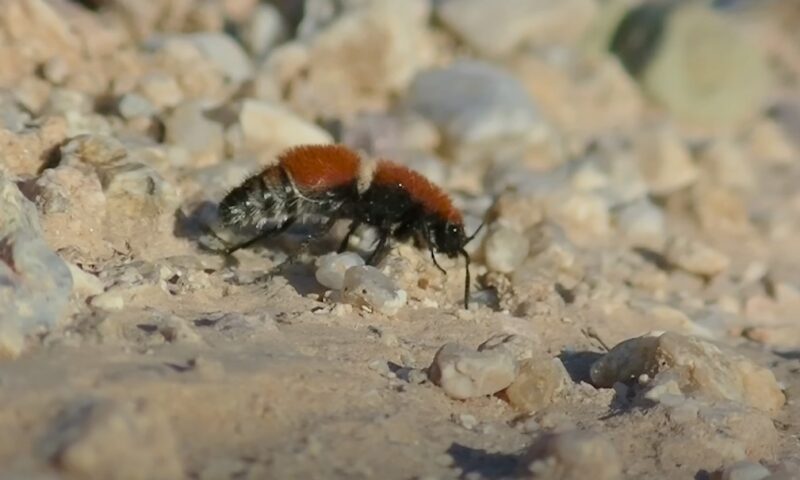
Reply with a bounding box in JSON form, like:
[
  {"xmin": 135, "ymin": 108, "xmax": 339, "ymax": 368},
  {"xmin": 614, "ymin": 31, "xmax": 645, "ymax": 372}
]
[
  {"xmin": 278, "ymin": 144, "xmax": 361, "ymax": 191},
  {"xmin": 372, "ymin": 161, "xmax": 463, "ymax": 224}
]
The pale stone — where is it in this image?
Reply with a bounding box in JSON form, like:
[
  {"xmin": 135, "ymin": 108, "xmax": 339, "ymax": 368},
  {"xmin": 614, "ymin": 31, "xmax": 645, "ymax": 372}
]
[
  {"xmin": 237, "ymin": 100, "xmax": 333, "ymax": 153},
  {"xmin": 664, "ymin": 236, "xmax": 730, "ymax": 277},
  {"xmin": 428, "ymin": 342, "xmax": 518, "ymax": 400},
  {"xmin": 315, "ymin": 252, "xmax": 365, "ymax": 290},
  {"xmin": 484, "ymin": 226, "xmax": 530, "ymax": 273},
  {"xmin": 343, "ymin": 266, "xmax": 407, "ymax": 315},
  {"xmin": 635, "ymin": 124, "xmax": 699, "ymax": 195}
]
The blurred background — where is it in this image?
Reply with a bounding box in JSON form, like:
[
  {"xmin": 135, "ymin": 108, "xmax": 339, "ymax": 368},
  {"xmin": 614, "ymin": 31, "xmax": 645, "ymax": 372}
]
[{"xmin": 3, "ymin": 1, "xmax": 800, "ymax": 479}]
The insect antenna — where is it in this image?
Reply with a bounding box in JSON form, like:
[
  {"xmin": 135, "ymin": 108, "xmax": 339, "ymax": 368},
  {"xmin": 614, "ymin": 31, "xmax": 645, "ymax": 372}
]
[
  {"xmin": 459, "ymin": 248, "xmax": 471, "ymax": 309},
  {"xmin": 465, "ymin": 221, "xmax": 485, "ymax": 245}
]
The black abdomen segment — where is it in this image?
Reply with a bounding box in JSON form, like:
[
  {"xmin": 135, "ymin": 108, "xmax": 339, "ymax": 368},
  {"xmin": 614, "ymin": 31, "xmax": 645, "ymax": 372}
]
[{"xmin": 358, "ymin": 185, "xmax": 418, "ymax": 231}]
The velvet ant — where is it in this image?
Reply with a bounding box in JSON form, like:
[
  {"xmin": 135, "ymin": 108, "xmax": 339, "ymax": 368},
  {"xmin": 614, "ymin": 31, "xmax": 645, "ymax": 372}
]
[{"xmin": 217, "ymin": 144, "xmax": 481, "ymax": 308}]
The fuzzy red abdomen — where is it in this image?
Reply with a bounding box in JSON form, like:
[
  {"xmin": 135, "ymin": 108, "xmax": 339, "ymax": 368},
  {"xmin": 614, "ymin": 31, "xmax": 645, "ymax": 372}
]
[
  {"xmin": 278, "ymin": 144, "xmax": 361, "ymax": 192},
  {"xmin": 372, "ymin": 161, "xmax": 462, "ymax": 224}
]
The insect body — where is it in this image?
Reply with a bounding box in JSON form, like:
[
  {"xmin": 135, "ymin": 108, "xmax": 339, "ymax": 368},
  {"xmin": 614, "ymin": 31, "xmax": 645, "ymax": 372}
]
[
  {"xmin": 217, "ymin": 144, "xmax": 476, "ymax": 308},
  {"xmin": 218, "ymin": 144, "xmax": 361, "ymax": 248}
]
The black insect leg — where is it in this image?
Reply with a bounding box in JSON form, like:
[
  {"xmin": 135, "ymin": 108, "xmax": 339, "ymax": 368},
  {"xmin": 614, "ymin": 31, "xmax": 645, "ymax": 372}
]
[
  {"xmin": 297, "ymin": 216, "xmax": 339, "ymax": 253},
  {"xmin": 366, "ymin": 229, "xmax": 392, "ymax": 266},
  {"xmin": 338, "ymin": 220, "xmax": 362, "ymax": 253},
  {"xmin": 225, "ymin": 219, "xmax": 294, "ymax": 255},
  {"xmin": 420, "ymin": 222, "xmax": 446, "ymax": 275}
]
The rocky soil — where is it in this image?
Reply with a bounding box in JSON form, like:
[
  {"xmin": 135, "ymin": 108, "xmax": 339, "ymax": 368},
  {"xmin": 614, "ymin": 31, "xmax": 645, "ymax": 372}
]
[{"xmin": 1, "ymin": 0, "xmax": 800, "ymax": 479}]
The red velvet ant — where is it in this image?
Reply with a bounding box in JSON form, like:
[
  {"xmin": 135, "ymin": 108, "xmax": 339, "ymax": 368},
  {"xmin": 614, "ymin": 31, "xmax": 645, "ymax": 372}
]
[{"xmin": 217, "ymin": 144, "xmax": 481, "ymax": 308}]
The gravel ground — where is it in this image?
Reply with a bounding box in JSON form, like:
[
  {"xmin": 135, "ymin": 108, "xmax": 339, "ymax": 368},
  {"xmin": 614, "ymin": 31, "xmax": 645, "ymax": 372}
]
[{"xmin": 1, "ymin": 1, "xmax": 800, "ymax": 479}]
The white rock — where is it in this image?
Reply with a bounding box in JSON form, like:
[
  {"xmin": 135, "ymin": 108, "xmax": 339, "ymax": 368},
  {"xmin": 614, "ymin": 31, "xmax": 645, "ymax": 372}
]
[
  {"xmin": 720, "ymin": 461, "xmax": 771, "ymax": 480},
  {"xmin": 453, "ymin": 413, "xmax": 478, "ymax": 430},
  {"xmin": 315, "ymin": 252, "xmax": 365, "ymax": 290},
  {"xmin": 428, "ymin": 342, "xmax": 518, "ymax": 400},
  {"xmin": 484, "ymin": 226, "xmax": 530, "ymax": 273},
  {"xmin": 342, "ymin": 266, "xmax": 407, "ymax": 314}
]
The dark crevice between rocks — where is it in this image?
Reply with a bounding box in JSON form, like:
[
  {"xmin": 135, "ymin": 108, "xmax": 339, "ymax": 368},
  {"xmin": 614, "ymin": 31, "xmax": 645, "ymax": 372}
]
[{"xmin": 446, "ymin": 443, "xmax": 520, "ymax": 480}]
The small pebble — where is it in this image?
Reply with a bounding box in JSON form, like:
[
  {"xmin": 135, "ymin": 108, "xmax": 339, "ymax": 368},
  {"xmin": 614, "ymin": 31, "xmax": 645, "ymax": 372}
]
[
  {"xmin": 315, "ymin": 252, "xmax": 365, "ymax": 290},
  {"xmin": 117, "ymin": 93, "xmax": 156, "ymax": 119},
  {"xmin": 452, "ymin": 413, "xmax": 478, "ymax": 430},
  {"xmin": 664, "ymin": 236, "xmax": 730, "ymax": 276},
  {"xmin": 720, "ymin": 461, "xmax": 771, "ymax": 480},
  {"xmin": 342, "ymin": 266, "xmax": 407, "ymax": 315},
  {"xmin": 42, "ymin": 56, "xmax": 70, "ymax": 85},
  {"xmin": 89, "ymin": 291, "xmax": 125, "ymax": 311},
  {"xmin": 428, "ymin": 342, "xmax": 518, "ymax": 400},
  {"xmin": 138, "ymin": 73, "xmax": 184, "ymax": 109}
]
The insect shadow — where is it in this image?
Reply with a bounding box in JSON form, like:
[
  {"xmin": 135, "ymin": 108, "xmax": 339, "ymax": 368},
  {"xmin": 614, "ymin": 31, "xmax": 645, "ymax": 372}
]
[{"xmin": 173, "ymin": 201, "xmax": 340, "ymax": 297}]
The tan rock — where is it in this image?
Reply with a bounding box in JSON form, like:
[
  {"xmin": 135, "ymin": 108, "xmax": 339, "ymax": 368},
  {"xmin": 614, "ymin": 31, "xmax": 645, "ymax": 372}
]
[
  {"xmin": 437, "ymin": 0, "xmax": 597, "ymax": 57},
  {"xmin": 42, "ymin": 399, "xmax": 183, "ymax": 480},
  {"xmin": 284, "ymin": 0, "xmax": 435, "ymax": 119},
  {"xmin": 0, "ymin": 117, "xmax": 68, "ymax": 175},
  {"xmin": 591, "ymin": 332, "xmax": 785, "ymax": 414},
  {"xmin": 664, "ymin": 236, "xmax": 730, "ymax": 277},
  {"xmin": 692, "ymin": 184, "xmax": 751, "ymax": 234},
  {"xmin": 519, "ymin": 431, "xmax": 622, "ymax": 480},
  {"xmin": 33, "ymin": 163, "xmax": 111, "ymax": 258},
  {"xmin": 504, "ymin": 356, "xmax": 567, "ymax": 413},
  {"xmin": 236, "ymin": 100, "xmax": 333, "ymax": 155},
  {"xmin": 635, "ymin": 124, "xmax": 698, "ymax": 196}
]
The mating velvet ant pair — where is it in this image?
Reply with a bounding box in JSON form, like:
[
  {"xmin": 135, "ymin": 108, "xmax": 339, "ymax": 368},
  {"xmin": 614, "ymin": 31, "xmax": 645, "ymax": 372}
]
[{"xmin": 216, "ymin": 144, "xmax": 481, "ymax": 308}]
